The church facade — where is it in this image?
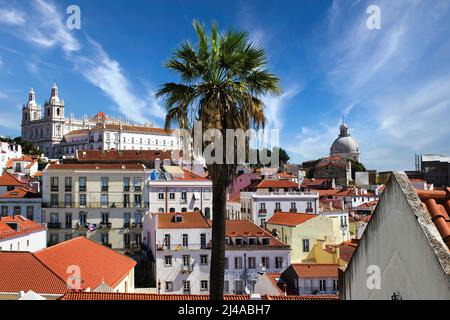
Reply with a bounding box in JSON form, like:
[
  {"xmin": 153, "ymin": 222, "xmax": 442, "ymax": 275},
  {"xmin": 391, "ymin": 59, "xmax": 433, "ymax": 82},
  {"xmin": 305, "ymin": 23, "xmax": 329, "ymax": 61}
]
[{"xmin": 21, "ymin": 84, "xmax": 179, "ymax": 159}]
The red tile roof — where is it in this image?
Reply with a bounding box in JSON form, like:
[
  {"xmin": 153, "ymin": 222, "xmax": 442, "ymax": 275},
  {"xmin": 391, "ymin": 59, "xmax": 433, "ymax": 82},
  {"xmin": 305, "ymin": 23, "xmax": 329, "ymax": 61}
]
[
  {"xmin": 291, "ymin": 264, "xmax": 339, "ymax": 278},
  {"xmin": 225, "ymin": 220, "xmax": 287, "ymax": 247},
  {"xmin": 34, "ymin": 237, "xmax": 136, "ymax": 290},
  {"xmin": 157, "ymin": 211, "xmax": 210, "ymax": 229},
  {"xmin": 324, "ymin": 242, "xmax": 358, "ymax": 263},
  {"xmin": 257, "ymin": 179, "xmax": 299, "ymax": 189},
  {"xmin": 0, "ymin": 252, "xmax": 67, "ymax": 295},
  {"xmin": 416, "ymin": 188, "xmax": 450, "ymax": 249},
  {"xmin": 46, "ymin": 163, "xmax": 146, "ymax": 170},
  {"xmin": 265, "ymin": 272, "xmax": 286, "ymax": 295},
  {"xmin": 267, "ymin": 212, "xmax": 317, "ymax": 227},
  {"xmin": 175, "ymin": 169, "xmax": 209, "ymax": 181},
  {"xmin": 310, "ymin": 189, "xmax": 341, "ymax": 197},
  {"xmin": 59, "ymin": 292, "xmax": 338, "ymax": 300},
  {"xmin": 59, "ymin": 292, "xmax": 251, "ymax": 300},
  {"xmin": 0, "ymin": 187, "xmax": 40, "ymax": 199},
  {"xmin": 0, "ymin": 172, "xmax": 28, "ymax": 186},
  {"xmin": 0, "ymin": 215, "xmax": 46, "ymax": 240}
]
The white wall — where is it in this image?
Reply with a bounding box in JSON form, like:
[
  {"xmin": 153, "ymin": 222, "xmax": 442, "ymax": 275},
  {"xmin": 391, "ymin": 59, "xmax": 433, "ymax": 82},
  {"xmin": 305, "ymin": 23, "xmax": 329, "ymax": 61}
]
[{"xmin": 0, "ymin": 229, "xmax": 47, "ymax": 252}]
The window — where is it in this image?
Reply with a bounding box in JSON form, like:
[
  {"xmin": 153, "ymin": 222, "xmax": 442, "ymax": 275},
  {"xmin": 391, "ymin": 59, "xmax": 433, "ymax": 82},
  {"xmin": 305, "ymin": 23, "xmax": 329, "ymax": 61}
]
[
  {"xmin": 124, "ymin": 233, "xmax": 131, "ymax": 248},
  {"xmin": 65, "ymin": 177, "xmax": 72, "ymax": 191},
  {"xmin": 65, "ymin": 194, "xmax": 72, "ymax": 207},
  {"xmin": 101, "ymin": 232, "xmax": 109, "ymax": 245},
  {"xmin": 1, "ymin": 206, "xmax": 7, "ymax": 217},
  {"xmin": 50, "ymin": 177, "xmax": 59, "ymax": 191},
  {"xmin": 200, "ymin": 280, "xmax": 208, "ymax": 291},
  {"xmin": 79, "ymin": 177, "xmax": 87, "ymax": 191},
  {"xmin": 248, "ymin": 257, "xmax": 256, "ymax": 269},
  {"xmin": 79, "ymin": 194, "xmax": 86, "ymax": 207},
  {"xmin": 50, "ymin": 194, "xmax": 58, "ymax": 207},
  {"xmin": 302, "ymin": 239, "xmax": 310, "ymax": 252},
  {"xmin": 203, "ymin": 189, "xmax": 211, "ymax": 200},
  {"xmin": 101, "ymin": 213, "xmax": 109, "ymax": 225},
  {"xmin": 200, "ymin": 233, "xmax": 207, "ymax": 249},
  {"xmin": 26, "ymin": 206, "xmax": 34, "ymax": 220},
  {"xmin": 181, "ymin": 190, "xmax": 187, "ymax": 201},
  {"xmin": 158, "ymin": 190, "xmax": 164, "ymax": 200},
  {"xmin": 182, "ymin": 234, "xmax": 189, "ymax": 249},
  {"xmin": 290, "ymin": 202, "xmax": 297, "ymax": 211},
  {"xmin": 15, "ymin": 162, "xmax": 21, "ymax": 173},
  {"xmin": 133, "ymin": 177, "xmax": 142, "ymax": 191},
  {"xmin": 261, "ymin": 257, "xmax": 270, "ymax": 269},
  {"xmin": 123, "ymin": 194, "xmax": 130, "ymax": 208},
  {"xmin": 224, "ymin": 281, "xmax": 229, "ymax": 293},
  {"xmin": 164, "ymin": 234, "xmax": 171, "ymax": 249},
  {"xmin": 13, "ymin": 206, "xmax": 21, "ymax": 216},
  {"xmin": 164, "ymin": 256, "xmax": 172, "ymax": 267},
  {"xmin": 234, "ymin": 280, "xmax": 243, "ymax": 294},
  {"xmin": 65, "ymin": 213, "xmax": 72, "ymax": 228},
  {"xmin": 234, "ymin": 257, "xmax": 243, "ymax": 269},
  {"xmin": 183, "ymin": 281, "xmax": 190, "ymax": 294},
  {"xmin": 123, "ymin": 213, "xmax": 131, "ymax": 228},
  {"xmin": 134, "ymin": 194, "xmax": 142, "ymax": 208},
  {"xmin": 306, "ymin": 201, "xmax": 313, "ymax": 212},
  {"xmin": 204, "ymin": 207, "xmax": 211, "ymax": 220},
  {"xmin": 275, "ymin": 202, "xmax": 281, "ymax": 211},
  {"xmin": 275, "ymin": 256, "xmax": 283, "ymax": 269},
  {"xmin": 123, "ymin": 177, "xmax": 130, "ymax": 191},
  {"xmin": 101, "ymin": 194, "xmax": 108, "ymax": 207},
  {"xmin": 169, "ymin": 208, "xmax": 175, "ymax": 213},
  {"xmin": 225, "ymin": 257, "xmax": 229, "ymax": 269},
  {"xmin": 169, "ymin": 192, "xmax": 175, "ymax": 200},
  {"xmin": 165, "ymin": 281, "xmax": 173, "ymax": 292},
  {"xmin": 79, "ymin": 212, "xmax": 87, "ymax": 226},
  {"xmin": 333, "ymin": 280, "xmax": 338, "ymax": 292},
  {"xmin": 182, "ymin": 255, "xmax": 190, "ymax": 267},
  {"xmin": 200, "ymin": 255, "xmax": 208, "ymax": 265},
  {"xmin": 319, "ymin": 280, "xmax": 326, "ymax": 292},
  {"xmin": 260, "ymin": 203, "xmax": 266, "ymax": 210},
  {"xmin": 260, "ymin": 219, "xmax": 266, "ymax": 229},
  {"xmin": 101, "ymin": 177, "xmax": 109, "ymax": 191}
]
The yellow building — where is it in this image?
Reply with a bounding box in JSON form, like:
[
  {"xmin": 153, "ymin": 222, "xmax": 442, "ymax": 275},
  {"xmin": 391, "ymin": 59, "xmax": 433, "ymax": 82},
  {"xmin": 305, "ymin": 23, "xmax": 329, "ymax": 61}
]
[
  {"xmin": 266, "ymin": 212, "xmax": 345, "ymax": 263},
  {"xmin": 303, "ymin": 239, "xmax": 358, "ymax": 269}
]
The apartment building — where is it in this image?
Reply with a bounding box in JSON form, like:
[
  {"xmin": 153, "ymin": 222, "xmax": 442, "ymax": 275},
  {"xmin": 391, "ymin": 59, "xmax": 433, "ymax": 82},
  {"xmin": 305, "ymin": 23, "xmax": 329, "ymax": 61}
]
[
  {"xmin": 41, "ymin": 163, "xmax": 148, "ymax": 251},
  {"xmin": 0, "ymin": 187, "xmax": 42, "ymax": 223},
  {"xmin": 143, "ymin": 212, "xmax": 290, "ymax": 295},
  {"xmin": 240, "ymin": 179, "xmax": 319, "ymax": 228},
  {"xmin": 0, "ymin": 141, "xmax": 22, "ymax": 174},
  {"xmin": 148, "ymin": 166, "xmax": 213, "ymax": 219}
]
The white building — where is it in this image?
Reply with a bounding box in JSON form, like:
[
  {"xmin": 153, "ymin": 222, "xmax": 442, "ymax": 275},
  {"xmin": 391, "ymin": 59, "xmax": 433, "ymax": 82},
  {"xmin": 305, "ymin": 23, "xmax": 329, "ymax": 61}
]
[
  {"xmin": 0, "ymin": 141, "xmax": 22, "ymax": 174},
  {"xmin": 21, "ymin": 84, "xmax": 179, "ymax": 158},
  {"xmin": 148, "ymin": 165, "xmax": 213, "ymax": 219},
  {"xmin": 143, "ymin": 212, "xmax": 290, "ymax": 295},
  {"xmin": 240, "ymin": 179, "xmax": 319, "ymax": 228},
  {"xmin": 341, "ymin": 172, "xmax": 450, "ymax": 300},
  {"xmin": 41, "ymin": 163, "xmax": 148, "ymax": 250},
  {"xmin": 0, "ymin": 215, "xmax": 47, "ymax": 252},
  {"xmin": 0, "ymin": 187, "xmax": 42, "ymax": 222},
  {"xmin": 5, "ymin": 156, "xmax": 39, "ymax": 178}
]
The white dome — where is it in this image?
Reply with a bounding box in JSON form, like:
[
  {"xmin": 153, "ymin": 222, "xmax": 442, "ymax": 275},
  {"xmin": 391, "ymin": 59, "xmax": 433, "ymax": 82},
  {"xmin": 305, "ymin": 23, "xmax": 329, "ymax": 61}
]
[{"xmin": 330, "ymin": 136, "xmax": 359, "ymax": 154}]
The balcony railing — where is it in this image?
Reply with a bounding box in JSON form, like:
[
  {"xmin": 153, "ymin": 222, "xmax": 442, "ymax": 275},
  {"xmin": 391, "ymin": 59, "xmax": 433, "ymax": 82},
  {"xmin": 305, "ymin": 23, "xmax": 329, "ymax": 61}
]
[
  {"xmin": 101, "ymin": 186, "xmax": 109, "ymax": 191},
  {"xmin": 65, "ymin": 186, "xmax": 72, "ymax": 192},
  {"xmin": 124, "ymin": 186, "xmax": 130, "ymax": 192},
  {"xmin": 79, "ymin": 186, "xmax": 86, "ymax": 192},
  {"xmin": 156, "ymin": 243, "xmax": 211, "ymax": 251},
  {"xmin": 289, "ymin": 208, "xmax": 298, "ymax": 213},
  {"xmin": 51, "ymin": 186, "xmax": 58, "ymax": 192},
  {"xmin": 258, "ymin": 209, "xmax": 267, "ymax": 216},
  {"xmin": 99, "ymin": 222, "xmax": 112, "ymax": 229},
  {"xmin": 47, "ymin": 222, "xmax": 61, "ymax": 229}
]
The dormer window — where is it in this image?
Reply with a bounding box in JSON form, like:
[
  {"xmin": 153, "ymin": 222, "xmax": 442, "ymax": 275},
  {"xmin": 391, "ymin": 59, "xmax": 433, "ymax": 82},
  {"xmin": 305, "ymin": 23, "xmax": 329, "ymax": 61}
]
[
  {"xmin": 248, "ymin": 237, "xmax": 257, "ymax": 245},
  {"xmin": 235, "ymin": 238, "xmax": 243, "ymax": 245},
  {"xmin": 261, "ymin": 238, "xmax": 270, "ymax": 245},
  {"xmin": 174, "ymin": 215, "xmax": 183, "ymax": 223}
]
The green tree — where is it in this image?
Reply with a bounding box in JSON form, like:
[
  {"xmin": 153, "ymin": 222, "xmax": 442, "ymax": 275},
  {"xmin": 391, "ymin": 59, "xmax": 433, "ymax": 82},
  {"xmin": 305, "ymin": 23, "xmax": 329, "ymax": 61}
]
[
  {"xmin": 277, "ymin": 147, "xmax": 290, "ymax": 165},
  {"xmin": 349, "ymin": 159, "xmax": 366, "ymax": 180},
  {"xmin": 157, "ymin": 20, "xmax": 281, "ymax": 299}
]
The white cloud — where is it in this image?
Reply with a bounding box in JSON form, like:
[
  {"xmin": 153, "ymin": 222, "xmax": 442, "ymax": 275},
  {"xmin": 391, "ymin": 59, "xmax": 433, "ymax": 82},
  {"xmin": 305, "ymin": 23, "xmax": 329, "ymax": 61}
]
[
  {"xmin": 0, "ymin": 0, "xmax": 164, "ymax": 127},
  {"xmin": 263, "ymin": 84, "xmax": 302, "ymax": 130},
  {"xmin": 294, "ymin": 0, "xmax": 450, "ymax": 170},
  {"xmin": 0, "ymin": 8, "xmax": 25, "ymax": 25}
]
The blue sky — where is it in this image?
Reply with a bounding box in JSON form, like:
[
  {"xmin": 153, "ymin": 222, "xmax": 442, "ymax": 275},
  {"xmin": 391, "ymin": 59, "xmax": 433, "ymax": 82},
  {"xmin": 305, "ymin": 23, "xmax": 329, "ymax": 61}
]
[{"xmin": 0, "ymin": 0, "xmax": 449, "ymax": 171}]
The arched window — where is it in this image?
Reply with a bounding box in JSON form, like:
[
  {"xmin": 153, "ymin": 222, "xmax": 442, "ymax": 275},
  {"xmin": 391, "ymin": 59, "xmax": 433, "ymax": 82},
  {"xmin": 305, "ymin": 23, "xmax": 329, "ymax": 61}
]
[
  {"xmin": 158, "ymin": 208, "xmax": 164, "ymax": 213},
  {"xmin": 56, "ymin": 108, "xmax": 60, "ymax": 116}
]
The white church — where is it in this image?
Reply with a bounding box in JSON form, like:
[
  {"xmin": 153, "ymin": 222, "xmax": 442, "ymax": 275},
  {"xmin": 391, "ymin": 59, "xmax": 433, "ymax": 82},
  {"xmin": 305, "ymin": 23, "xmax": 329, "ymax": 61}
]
[{"xmin": 21, "ymin": 83, "xmax": 179, "ymax": 159}]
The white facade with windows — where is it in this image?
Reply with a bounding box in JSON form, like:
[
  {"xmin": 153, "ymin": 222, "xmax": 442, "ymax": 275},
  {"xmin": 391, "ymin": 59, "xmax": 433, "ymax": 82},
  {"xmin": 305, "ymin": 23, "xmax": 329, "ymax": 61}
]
[
  {"xmin": 0, "ymin": 142, "xmax": 22, "ymax": 174},
  {"xmin": 240, "ymin": 191, "xmax": 320, "ymax": 228},
  {"xmin": 0, "ymin": 216, "xmax": 47, "ymax": 252}
]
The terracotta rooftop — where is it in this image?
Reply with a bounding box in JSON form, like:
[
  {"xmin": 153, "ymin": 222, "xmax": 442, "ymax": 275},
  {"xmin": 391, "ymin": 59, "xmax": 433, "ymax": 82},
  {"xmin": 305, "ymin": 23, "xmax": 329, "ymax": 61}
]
[
  {"xmin": 0, "ymin": 215, "xmax": 46, "ymax": 240},
  {"xmin": 265, "ymin": 272, "xmax": 286, "ymax": 295},
  {"xmin": 0, "ymin": 187, "xmax": 40, "ymax": 199},
  {"xmin": 46, "ymin": 163, "xmax": 146, "ymax": 171},
  {"xmin": 267, "ymin": 212, "xmax": 317, "ymax": 227},
  {"xmin": 291, "ymin": 264, "xmax": 339, "ymax": 278},
  {"xmin": 157, "ymin": 211, "xmax": 210, "ymax": 229},
  {"xmin": 416, "ymin": 188, "xmax": 450, "ymax": 249},
  {"xmin": 0, "ymin": 251, "xmax": 67, "ymax": 295},
  {"xmin": 324, "ymin": 241, "xmax": 358, "ymax": 263},
  {"xmin": 59, "ymin": 291, "xmax": 338, "ymax": 300},
  {"xmin": 257, "ymin": 179, "xmax": 299, "ymax": 189},
  {"xmin": 311, "ymin": 189, "xmax": 341, "ymax": 197},
  {"xmin": 0, "ymin": 172, "xmax": 29, "ymax": 186},
  {"xmin": 175, "ymin": 169, "xmax": 209, "ymax": 181},
  {"xmin": 225, "ymin": 220, "xmax": 287, "ymax": 247},
  {"xmin": 34, "ymin": 237, "xmax": 136, "ymax": 290}
]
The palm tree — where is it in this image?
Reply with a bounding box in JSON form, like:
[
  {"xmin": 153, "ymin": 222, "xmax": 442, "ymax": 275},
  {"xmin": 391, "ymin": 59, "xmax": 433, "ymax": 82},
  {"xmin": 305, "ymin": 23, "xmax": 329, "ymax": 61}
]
[{"xmin": 157, "ymin": 20, "xmax": 281, "ymax": 299}]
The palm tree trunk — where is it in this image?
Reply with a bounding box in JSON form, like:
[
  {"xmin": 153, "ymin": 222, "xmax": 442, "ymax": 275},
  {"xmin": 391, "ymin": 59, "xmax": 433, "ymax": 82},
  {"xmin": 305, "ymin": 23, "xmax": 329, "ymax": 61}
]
[{"xmin": 210, "ymin": 179, "xmax": 226, "ymax": 300}]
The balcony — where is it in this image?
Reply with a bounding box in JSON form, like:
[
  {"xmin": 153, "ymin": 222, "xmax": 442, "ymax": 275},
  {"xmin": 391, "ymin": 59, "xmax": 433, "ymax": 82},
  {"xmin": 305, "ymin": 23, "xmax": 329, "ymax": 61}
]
[
  {"xmin": 99, "ymin": 222, "xmax": 112, "ymax": 229},
  {"xmin": 181, "ymin": 265, "xmax": 193, "ymax": 273},
  {"xmin": 79, "ymin": 186, "xmax": 86, "ymax": 192},
  {"xmin": 134, "ymin": 186, "xmax": 142, "ymax": 192},
  {"xmin": 289, "ymin": 208, "xmax": 298, "ymax": 213},
  {"xmin": 65, "ymin": 186, "xmax": 72, "ymax": 192},
  {"xmin": 47, "ymin": 222, "xmax": 61, "ymax": 229},
  {"xmin": 124, "ymin": 186, "xmax": 130, "ymax": 192},
  {"xmin": 131, "ymin": 222, "xmax": 143, "ymax": 229},
  {"xmin": 65, "ymin": 223, "xmax": 72, "ymax": 229},
  {"xmin": 258, "ymin": 209, "xmax": 267, "ymax": 217},
  {"xmin": 51, "ymin": 186, "xmax": 58, "ymax": 192},
  {"xmin": 101, "ymin": 186, "xmax": 109, "ymax": 192}
]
